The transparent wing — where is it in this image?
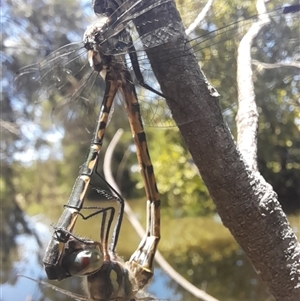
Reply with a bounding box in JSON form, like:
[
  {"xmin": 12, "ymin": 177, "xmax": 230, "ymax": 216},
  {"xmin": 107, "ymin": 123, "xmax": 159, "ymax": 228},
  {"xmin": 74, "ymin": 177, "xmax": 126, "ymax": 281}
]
[
  {"xmin": 16, "ymin": 0, "xmax": 299, "ymax": 129},
  {"xmin": 15, "ymin": 42, "xmax": 105, "ymax": 134},
  {"xmin": 18, "ymin": 275, "xmax": 88, "ymax": 301},
  {"xmin": 121, "ymin": 0, "xmax": 299, "ymax": 126}
]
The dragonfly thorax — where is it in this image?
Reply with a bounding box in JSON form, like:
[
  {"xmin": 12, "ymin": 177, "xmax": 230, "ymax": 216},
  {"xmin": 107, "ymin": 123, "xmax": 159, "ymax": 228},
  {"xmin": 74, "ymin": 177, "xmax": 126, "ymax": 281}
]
[{"xmin": 85, "ymin": 259, "xmax": 135, "ymax": 301}]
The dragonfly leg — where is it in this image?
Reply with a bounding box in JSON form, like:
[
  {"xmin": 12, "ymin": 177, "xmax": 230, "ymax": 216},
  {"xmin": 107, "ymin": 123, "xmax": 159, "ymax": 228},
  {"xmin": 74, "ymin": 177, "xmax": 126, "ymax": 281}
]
[
  {"xmin": 78, "ymin": 206, "xmax": 116, "ymax": 261},
  {"xmin": 93, "ymin": 170, "xmax": 125, "ymax": 255},
  {"xmin": 100, "ymin": 210, "xmax": 110, "ymax": 261}
]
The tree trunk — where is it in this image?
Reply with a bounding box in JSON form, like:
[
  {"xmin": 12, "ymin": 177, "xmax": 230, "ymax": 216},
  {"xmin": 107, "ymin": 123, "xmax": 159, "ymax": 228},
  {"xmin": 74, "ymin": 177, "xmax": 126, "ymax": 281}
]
[{"xmin": 133, "ymin": 1, "xmax": 300, "ymax": 300}]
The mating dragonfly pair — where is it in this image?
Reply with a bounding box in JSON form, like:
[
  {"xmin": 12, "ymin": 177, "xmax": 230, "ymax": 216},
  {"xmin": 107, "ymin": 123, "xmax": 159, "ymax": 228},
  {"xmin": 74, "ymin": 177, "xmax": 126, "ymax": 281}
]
[{"xmin": 16, "ymin": 0, "xmax": 299, "ymax": 300}]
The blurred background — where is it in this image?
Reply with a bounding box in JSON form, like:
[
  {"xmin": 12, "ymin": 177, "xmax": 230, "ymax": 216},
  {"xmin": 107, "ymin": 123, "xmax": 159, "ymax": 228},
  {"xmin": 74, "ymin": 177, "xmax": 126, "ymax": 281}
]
[{"xmin": 1, "ymin": 0, "xmax": 299, "ymax": 300}]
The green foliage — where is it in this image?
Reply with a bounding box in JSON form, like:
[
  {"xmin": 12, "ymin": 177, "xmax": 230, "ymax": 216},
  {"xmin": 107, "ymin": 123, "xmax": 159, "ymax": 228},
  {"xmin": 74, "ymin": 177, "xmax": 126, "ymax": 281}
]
[
  {"xmin": 160, "ymin": 216, "xmax": 236, "ymax": 256},
  {"xmin": 12, "ymin": 160, "xmax": 66, "ymax": 206},
  {"xmin": 3, "ymin": 0, "xmax": 299, "ymax": 221},
  {"xmin": 133, "ymin": 129, "xmax": 215, "ymax": 217},
  {"xmin": 176, "ymin": 0, "xmax": 300, "ymax": 213},
  {"xmin": 252, "ymin": 2, "xmax": 300, "ymax": 213},
  {"xmin": 125, "ymin": 197, "xmax": 296, "ymax": 300},
  {"xmin": 2, "ymin": 2, "xmax": 299, "ymax": 301}
]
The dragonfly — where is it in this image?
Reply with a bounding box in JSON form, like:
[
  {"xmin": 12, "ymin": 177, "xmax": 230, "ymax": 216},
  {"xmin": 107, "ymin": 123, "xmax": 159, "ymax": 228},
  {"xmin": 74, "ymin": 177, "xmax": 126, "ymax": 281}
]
[
  {"xmin": 15, "ymin": 0, "xmax": 299, "ymax": 300},
  {"xmin": 49, "ymin": 172, "xmax": 156, "ymax": 301},
  {"xmin": 38, "ymin": 16, "xmax": 162, "ymax": 301},
  {"xmin": 21, "ymin": 170, "xmax": 157, "ymax": 301},
  {"xmin": 18, "ymin": 2, "xmax": 163, "ymax": 299},
  {"xmin": 15, "ymin": 1, "xmax": 299, "ymax": 138}
]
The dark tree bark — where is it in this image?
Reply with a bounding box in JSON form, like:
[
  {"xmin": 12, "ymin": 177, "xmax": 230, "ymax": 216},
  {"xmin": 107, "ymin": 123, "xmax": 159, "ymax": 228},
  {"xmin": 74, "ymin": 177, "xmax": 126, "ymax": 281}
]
[{"xmin": 133, "ymin": 1, "xmax": 300, "ymax": 300}]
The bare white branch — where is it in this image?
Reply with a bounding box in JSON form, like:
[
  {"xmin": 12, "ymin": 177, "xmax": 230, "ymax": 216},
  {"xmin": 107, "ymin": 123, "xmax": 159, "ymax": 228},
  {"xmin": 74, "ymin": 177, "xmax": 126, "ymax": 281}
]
[
  {"xmin": 185, "ymin": 0, "xmax": 215, "ymax": 36},
  {"xmin": 0, "ymin": 120, "xmax": 20, "ymax": 135},
  {"xmin": 236, "ymin": 0, "xmax": 271, "ymax": 172},
  {"xmin": 252, "ymin": 59, "xmax": 300, "ymax": 69},
  {"xmin": 104, "ymin": 129, "xmax": 220, "ymax": 301}
]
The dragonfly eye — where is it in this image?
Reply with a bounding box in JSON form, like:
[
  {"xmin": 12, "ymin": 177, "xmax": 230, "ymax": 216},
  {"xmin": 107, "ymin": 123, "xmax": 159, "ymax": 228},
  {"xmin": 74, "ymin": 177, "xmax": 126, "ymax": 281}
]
[
  {"xmin": 53, "ymin": 228, "xmax": 70, "ymax": 243},
  {"xmin": 84, "ymin": 42, "xmax": 94, "ymax": 51},
  {"xmin": 94, "ymin": 32, "xmax": 100, "ymax": 40},
  {"xmin": 63, "ymin": 249, "xmax": 103, "ymax": 276}
]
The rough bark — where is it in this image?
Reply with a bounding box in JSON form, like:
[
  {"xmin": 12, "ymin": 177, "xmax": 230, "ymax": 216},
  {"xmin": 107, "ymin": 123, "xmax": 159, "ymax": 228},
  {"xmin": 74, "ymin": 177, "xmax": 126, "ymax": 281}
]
[{"xmin": 133, "ymin": 1, "xmax": 300, "ymax": 300}]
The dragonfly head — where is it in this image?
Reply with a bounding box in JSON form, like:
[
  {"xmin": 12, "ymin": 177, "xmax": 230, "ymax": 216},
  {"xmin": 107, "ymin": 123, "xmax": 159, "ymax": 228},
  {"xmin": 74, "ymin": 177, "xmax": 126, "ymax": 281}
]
[
  {"xmin": 83, "ymin": 17, "xmax": 112, "ymax": 75},
  {"xmin": 83, "ymin": 17, "xmax": 109, "ymax": 51},
  {"xmin": 62, "ymin": 238, "xmax": 103, "ymax": 276}
]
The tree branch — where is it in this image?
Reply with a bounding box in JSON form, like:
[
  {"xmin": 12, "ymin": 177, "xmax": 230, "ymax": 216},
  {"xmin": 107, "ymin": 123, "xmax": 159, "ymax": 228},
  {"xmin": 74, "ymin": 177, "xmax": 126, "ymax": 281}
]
[
  {"xmin": 185, "ymin": 0, "xmax": 215, "ymax": 36},
  {"xmin": 236, "ymin": 0, "xmax": 271, "ymax": 172},
  {"xmin": 0, "ymin": 120, "xmax": 20, "ymax": 135},
  {"xmin": 134, "ymin": 1, "xmax": 300, "ymax": 300},
  {"xmin": 252, "ymin": 59, "xmax": 300, "ymax": 69}
]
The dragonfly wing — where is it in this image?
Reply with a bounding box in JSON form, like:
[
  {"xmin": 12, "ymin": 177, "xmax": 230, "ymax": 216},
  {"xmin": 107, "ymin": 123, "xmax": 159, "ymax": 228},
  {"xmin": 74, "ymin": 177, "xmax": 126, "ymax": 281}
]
[
  {"xmin": 16, "ymin": 42, "xmax": 105, "ymax": 136},
  {"xmin": 118, "ymin": 0, "xmax": 300, "ymax": 126},
  {"xmin": 16, "ymin": 1, "xmax": 299, "ymax": 129}
]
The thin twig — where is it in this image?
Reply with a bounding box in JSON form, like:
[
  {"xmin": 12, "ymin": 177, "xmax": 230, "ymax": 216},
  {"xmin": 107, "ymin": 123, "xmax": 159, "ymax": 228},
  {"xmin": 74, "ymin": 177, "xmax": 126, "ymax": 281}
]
[
  {"xmin": 236, "ymin": 0, "xmax": 271, "ymax": 172},
  {"xmin": 103, "ymin": 129, "xmax": 220, "ymax": 301},
  {"xmin": 252, "ymin": 59, "xmax": 300, "ymax": 69},
  {"xmin": 185, "ymin": 0, "xmax": 215, "ymax": 36}
]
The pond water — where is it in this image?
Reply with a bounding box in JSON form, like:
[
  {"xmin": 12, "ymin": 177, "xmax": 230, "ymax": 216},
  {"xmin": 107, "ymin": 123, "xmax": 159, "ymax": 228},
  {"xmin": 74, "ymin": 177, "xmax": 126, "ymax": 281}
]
[
  {"xmin": 2, "ymin": 202, "xmax": 297, "ymax": 301},
  {"xmin": 0, "ymin": 218, "xmax": 183, "ymax": 301}
]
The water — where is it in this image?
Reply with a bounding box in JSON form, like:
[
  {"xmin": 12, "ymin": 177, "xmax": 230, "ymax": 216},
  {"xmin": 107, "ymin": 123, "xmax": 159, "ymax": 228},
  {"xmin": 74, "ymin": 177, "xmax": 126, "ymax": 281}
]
[
  {"xmin": 0, "ymin": 209, "xmax": 278, "ymax": 301},
  {"xmin": 0, "ymin": 215, "xmax": 185, "ymax": 301}
]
